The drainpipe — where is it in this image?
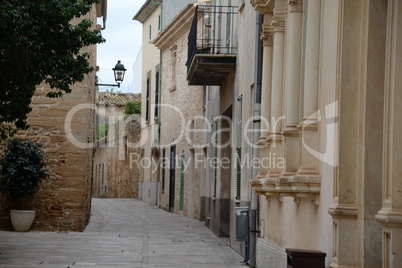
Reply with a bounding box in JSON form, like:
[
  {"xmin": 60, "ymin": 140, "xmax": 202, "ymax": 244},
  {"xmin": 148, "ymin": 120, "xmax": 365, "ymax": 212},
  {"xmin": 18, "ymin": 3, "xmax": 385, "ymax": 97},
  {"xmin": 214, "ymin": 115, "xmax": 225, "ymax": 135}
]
[
  {"xmin": 151, "ymin": 0, "xmax": 163, "ymax": 207},
  {"xmin": 100, "ymin": 0, "xmax": 108, "ymax": 30},
  {"xmin": 248, "ymin": 11, "xmax": 263, "ymax": 268}
]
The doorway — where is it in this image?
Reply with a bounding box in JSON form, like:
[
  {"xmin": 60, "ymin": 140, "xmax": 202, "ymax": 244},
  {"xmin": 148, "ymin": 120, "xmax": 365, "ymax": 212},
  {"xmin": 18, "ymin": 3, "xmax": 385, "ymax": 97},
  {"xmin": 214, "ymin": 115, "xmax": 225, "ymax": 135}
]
[{"xmin": 169, "ymin": 144, "xmax": 176, "ymax": 213}]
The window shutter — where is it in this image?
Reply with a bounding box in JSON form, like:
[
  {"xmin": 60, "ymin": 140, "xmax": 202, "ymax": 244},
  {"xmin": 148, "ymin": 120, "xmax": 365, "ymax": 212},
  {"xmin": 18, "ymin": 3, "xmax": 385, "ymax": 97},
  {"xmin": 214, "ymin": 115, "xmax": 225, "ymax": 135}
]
[
  {"xmin": 236, "ymin": 95, "xmax": 243, "ymax": 200},
  {"xmin": 162, "ymin": 148, "xmax": 166, "ymax": 191},
  {"xmin": 154, "ymin": 67, "xmax": 159, "ymax": 118}
]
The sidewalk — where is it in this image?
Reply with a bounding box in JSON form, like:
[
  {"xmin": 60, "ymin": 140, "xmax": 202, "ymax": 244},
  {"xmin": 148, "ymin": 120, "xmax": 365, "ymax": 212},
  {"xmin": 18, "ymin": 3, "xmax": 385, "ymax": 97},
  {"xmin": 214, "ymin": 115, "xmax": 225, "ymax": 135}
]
[{"xmin": 0, "ymin": 198, "xmax": 245, "ymax": 268}]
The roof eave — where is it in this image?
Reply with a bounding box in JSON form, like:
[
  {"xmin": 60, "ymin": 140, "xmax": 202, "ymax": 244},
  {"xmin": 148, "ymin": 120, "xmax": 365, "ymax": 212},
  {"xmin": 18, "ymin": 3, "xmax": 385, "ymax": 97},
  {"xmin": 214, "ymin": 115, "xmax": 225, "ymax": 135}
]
[
  {"xmin": 133, "ymin": 0, "xmax": 162, "ymax": 23},
  {"xmin": 152, "ymin": 4, "xmax": 196, "ymax": 50}
]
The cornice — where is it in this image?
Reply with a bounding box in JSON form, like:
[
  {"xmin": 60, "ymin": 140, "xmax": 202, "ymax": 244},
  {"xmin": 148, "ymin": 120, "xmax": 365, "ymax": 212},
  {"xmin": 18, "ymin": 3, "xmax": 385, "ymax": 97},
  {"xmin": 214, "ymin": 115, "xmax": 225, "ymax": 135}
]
[
  {"xmin": 261, "ymin": 22, "xmax": 274, "ymax": 46},
  {"xmin": 376, "ymin": 207, "xmax": 402, "ymax": 227},
  {"xmin": 251, "ymin": 0, "xmax": 275, "ymax": 13},
  {"xmin": 288, "ymin": 0, "xmax": 303, "ymax": 12},
  {"xmin": 133, "ymin": 0, "xmax": 162, "ymax": 23},
  {"xmin": 328, "ymin": 203, "xmax": 358, "ymax": 219},
  {"xmin": 272, "ymin": 7, "xmax": 286, "ymax": 32},
  {"xmin": 152, "ymin": 4, "xmax": 196, "ymax": 50},
  {"xmin": 252, "ymin": 175, "xmax": 321, "ymax": 205}
]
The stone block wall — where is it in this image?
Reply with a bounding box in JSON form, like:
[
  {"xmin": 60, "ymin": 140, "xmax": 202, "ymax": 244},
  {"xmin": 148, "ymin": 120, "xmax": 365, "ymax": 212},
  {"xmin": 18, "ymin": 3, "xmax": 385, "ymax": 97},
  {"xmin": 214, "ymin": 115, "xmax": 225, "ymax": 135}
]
[
  {"xmin": 92, "ymin": 118, "xmax": 140, "ymax": 199},
  {"xmin": 158, "ymin": 12, "xmax": 204, "ymax": 219},
  {"xmin": 0, "ymin": 7, "xmax": 97, "ymax": 232}
]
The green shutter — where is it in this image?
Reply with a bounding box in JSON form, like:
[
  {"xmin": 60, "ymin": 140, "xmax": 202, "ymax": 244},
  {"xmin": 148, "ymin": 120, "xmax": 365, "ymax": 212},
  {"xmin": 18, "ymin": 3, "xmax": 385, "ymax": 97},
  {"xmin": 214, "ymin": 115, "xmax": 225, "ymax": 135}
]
[{"xmin": 180, "ymin": 154, "xmax": 185, "ymax": 211}]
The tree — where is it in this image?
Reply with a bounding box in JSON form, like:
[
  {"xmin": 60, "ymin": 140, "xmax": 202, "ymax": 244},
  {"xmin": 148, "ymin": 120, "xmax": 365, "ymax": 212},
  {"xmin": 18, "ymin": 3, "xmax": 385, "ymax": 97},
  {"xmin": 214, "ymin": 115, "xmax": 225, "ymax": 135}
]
[
  {"xmin": 124, "ymin": 101, "xmax": 141, "ymax": 115},
  {"xmin": 0, "ymin": 0, "xmax": 105, "ymax": 140},
  {"xmin": 97, "ymin": 124, "xmax": 108, "ymax": 140}
]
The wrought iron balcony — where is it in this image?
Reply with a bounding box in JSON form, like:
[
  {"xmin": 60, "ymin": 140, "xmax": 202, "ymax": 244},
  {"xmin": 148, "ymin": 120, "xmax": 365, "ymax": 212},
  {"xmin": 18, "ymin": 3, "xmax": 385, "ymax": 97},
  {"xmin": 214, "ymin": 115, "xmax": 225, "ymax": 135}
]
[{"xmin": 186, "ymin": 5, "xmax": 238, "ymax": 86}]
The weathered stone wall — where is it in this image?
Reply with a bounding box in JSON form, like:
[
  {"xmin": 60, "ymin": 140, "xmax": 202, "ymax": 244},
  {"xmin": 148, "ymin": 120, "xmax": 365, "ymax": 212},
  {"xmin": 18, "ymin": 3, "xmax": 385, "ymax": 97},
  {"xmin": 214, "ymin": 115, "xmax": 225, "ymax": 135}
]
[
  {"xmin": 158, "ymin": 9, "xmax": 204, "ymax": 219},
  {"xmin": 0, "ymin": 7, "xmax": 98, "ymax": 231},
  {"xmin": 92, "ymin": 117, "xmax": 140, "ymax": 199}
]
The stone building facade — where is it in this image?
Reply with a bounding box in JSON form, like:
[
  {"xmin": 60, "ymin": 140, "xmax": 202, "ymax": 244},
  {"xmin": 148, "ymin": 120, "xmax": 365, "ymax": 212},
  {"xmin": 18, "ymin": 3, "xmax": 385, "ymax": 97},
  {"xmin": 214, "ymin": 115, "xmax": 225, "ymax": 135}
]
[
  {"xmin": 0, "ymin": 2, "xmax": 106, "ymax": 231},
  {"xmin": 153, "ymin": 4, "xmax": 204, "ymax": 218},
  {"xmin": 92, "ymin": 92, "xmax": 141, "ymax": 198},
  {"xmin": 137, "ymin": 0, "xmax": 402, "ymax": 266},
  {"xmin": 188, "ymin": 1, "xmax": 258, "ymax": 258},
  {"xmin": 133, "ymin": 0, "xmax": 200, "ymax": 209},
  {"xmin": 250, "ymin": 0, "xmax": 402, "ymax": 267}
]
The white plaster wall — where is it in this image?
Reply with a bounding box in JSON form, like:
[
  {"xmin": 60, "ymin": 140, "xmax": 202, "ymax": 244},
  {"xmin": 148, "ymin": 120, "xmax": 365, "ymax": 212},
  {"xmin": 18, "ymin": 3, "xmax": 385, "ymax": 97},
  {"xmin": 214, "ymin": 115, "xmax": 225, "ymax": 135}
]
[
  {"xmin": 140, "ymin": 5, "xmax": 161, "ymax": 206},
  {"xmin": 256, "ymin": 238, "xmax": 287, "ymax": 268}
]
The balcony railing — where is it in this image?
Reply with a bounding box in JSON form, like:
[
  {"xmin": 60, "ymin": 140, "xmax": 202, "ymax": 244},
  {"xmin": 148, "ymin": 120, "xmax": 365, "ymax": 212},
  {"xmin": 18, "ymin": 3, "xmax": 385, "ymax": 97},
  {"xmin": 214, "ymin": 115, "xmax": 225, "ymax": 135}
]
[{"xmin": 187, "ymin": 5, "xmax": 238, "ymax": 85}]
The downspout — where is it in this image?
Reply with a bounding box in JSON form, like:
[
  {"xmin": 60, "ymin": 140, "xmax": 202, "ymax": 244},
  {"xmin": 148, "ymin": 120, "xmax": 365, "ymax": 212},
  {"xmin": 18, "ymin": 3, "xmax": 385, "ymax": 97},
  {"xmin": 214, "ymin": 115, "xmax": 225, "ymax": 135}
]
[
  {"xmin": 248, "ymin": 11, "xmax": 263, "ymax": 268},
  {"xmin": 151, "ymin": 0, "xmax": 163, "ymax": 207},
  {"xmin": 100, "ymin": 0, "xmax": 107, "ymax": 30}
]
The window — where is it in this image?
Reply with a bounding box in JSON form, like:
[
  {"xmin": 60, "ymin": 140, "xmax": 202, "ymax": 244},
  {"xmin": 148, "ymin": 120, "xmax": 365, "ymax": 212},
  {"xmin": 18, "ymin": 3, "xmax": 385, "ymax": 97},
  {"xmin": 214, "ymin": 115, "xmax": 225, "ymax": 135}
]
[
  {"xmin": 155, "ymin": 65, "xmax": 160, "ymax": 119},
  {"xmin": 149, "ymin": 24, "xmax": 152, "ymax": 41},
  {"xmin": 179, "ymin": 154, "xmax": 185, "ymax": 211},
  {"xmin": 95, "ymin": 165, "xmax": 98, "ymax": 193},
  {"xmin": 98, "ymin": 164, "xmax": 101, "ymax": 193},
  {"xmin": 98, "ymin": 164, "xmax": 101, "ymax": 184},
  {"xmin": 162, "ymin": 148, "xmax": 166, "ymax": 191},
  {"xmin": 172, "ymin": 50, "xmax": 176, "ymax": 86},
  {"xmin": 102, "ymin": 163, "xmax": 105, "ymax": 195},
  {"xmin": 169, "ymin": 46, "xmax": 177, "ymax": 91},
  {"xmin": 140, "ymin": 148, "xmax": 145, "ymax": 183},
  {"xmin": 146, "ymin": 71, "xmax": 151, "ymax": 122}
]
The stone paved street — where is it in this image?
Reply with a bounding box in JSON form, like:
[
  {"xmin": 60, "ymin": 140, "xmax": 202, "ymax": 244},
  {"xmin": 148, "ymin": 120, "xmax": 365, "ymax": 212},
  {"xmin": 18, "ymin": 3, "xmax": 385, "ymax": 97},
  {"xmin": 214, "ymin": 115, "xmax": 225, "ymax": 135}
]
[{"xmin": 0, "ymin": 198, "xmax": 245, "ymax": 268}]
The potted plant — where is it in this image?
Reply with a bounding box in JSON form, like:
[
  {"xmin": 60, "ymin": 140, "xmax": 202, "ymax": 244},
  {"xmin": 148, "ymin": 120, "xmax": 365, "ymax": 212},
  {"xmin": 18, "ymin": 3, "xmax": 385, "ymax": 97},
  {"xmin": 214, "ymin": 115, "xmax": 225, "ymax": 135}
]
[{"xmin": 0, "ymin": 138, "xmax": 48, "ymax": 231}]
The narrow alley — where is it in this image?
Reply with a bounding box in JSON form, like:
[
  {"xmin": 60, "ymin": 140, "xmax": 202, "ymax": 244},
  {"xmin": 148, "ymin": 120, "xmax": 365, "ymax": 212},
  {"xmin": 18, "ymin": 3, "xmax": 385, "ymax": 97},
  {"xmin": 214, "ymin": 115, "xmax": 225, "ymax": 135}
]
[{"xmin": 0, "ymin": 199, "xmax": 245, "ymax": 268}]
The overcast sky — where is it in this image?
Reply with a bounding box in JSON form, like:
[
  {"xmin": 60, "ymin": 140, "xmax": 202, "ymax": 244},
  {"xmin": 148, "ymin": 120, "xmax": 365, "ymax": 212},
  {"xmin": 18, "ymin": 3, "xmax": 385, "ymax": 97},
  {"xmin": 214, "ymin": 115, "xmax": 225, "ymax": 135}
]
[{"xmin": 97, "ymin": 0, "xmax": 144, "ymax": 94}]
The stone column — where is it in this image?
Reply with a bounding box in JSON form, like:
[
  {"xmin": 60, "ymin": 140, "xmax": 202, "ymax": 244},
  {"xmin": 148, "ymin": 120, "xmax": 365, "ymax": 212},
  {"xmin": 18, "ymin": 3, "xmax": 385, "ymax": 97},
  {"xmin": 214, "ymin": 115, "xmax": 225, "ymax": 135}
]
[
  {"xmin": 298, "ymin": 0, "xmax": 320, "ymax": 176},
  {"xmin": 376, "ymin": 1, "xmax": 402, "ymax": 267},
  {"xmin": 267, "ymin": 8, "xmax": 286, "ymax": 178},
  {"xmin": 259, "ymin": 16, "xmax": 273, "ymax": 141},
  {"xmin": 282, "ymin": 0, "xmax": 303, "ymax": 176},
  {"xmin": 255, "ymin": 13, "xmax": 274, "ymax": 183}
]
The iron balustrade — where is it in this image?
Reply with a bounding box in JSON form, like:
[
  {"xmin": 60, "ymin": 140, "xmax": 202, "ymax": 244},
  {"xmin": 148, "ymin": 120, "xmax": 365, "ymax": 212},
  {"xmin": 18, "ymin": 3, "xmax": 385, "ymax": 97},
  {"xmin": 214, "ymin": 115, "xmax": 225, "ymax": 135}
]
[{"xmin": 187, "ymin": 5, "xmax": 238, "ymax": 73}]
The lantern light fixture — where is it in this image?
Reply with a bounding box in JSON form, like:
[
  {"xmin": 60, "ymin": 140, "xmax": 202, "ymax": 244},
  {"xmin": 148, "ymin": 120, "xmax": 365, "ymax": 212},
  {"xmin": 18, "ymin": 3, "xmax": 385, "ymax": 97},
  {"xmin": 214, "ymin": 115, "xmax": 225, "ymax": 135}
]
[{"xmin": 96, "ymin": 60, "xmax": 127, "ymax": 88}]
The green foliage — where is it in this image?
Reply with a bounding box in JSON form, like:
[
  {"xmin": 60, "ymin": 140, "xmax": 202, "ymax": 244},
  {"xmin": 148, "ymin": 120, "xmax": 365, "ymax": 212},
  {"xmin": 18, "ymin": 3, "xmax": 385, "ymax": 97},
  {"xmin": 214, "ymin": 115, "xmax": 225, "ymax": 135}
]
[
  {"xmin": 0, "ymin": 0, "xmax": 105, "ymax": 140},
  {"xmin": 98, "ymin": 124, "xmax": 108, "ymax": 140},
  {"xmin": 124, "ymin": 101, "xmax": 141, "ymax": 115},
  {"xmin": 0, "ymin": 138, "xmax": 48, "ymax": 204}
]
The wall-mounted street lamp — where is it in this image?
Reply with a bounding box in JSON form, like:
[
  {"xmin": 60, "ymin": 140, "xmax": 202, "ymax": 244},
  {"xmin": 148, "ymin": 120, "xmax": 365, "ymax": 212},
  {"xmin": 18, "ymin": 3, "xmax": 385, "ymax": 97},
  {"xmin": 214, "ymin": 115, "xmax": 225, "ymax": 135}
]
[{"xmin": 96, "ymin": 60, "xmax": 127, "ymax": 88}]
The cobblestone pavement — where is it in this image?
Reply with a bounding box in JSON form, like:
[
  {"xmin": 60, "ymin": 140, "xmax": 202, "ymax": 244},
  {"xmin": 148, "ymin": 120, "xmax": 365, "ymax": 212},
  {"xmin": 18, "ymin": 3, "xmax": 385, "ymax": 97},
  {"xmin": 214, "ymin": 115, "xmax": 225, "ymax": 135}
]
[{"xmin": 0, "ymin": 198, "xmax": 246, "ymax": 268}]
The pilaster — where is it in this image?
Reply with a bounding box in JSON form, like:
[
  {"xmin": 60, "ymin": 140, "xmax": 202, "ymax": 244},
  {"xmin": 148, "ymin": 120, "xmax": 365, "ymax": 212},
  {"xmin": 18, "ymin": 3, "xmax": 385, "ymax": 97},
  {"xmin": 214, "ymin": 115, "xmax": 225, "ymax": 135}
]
[
  {"xmin": 329, "ymin": 0, "xmax": 366, "ymax": 266},
  {"xmin": 282, "ymin": 0, "xmax": 303, "ymax": 176},
  {"xmin": 376, "ymin": 1, "xmax": 402, "ymax": 267}
]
